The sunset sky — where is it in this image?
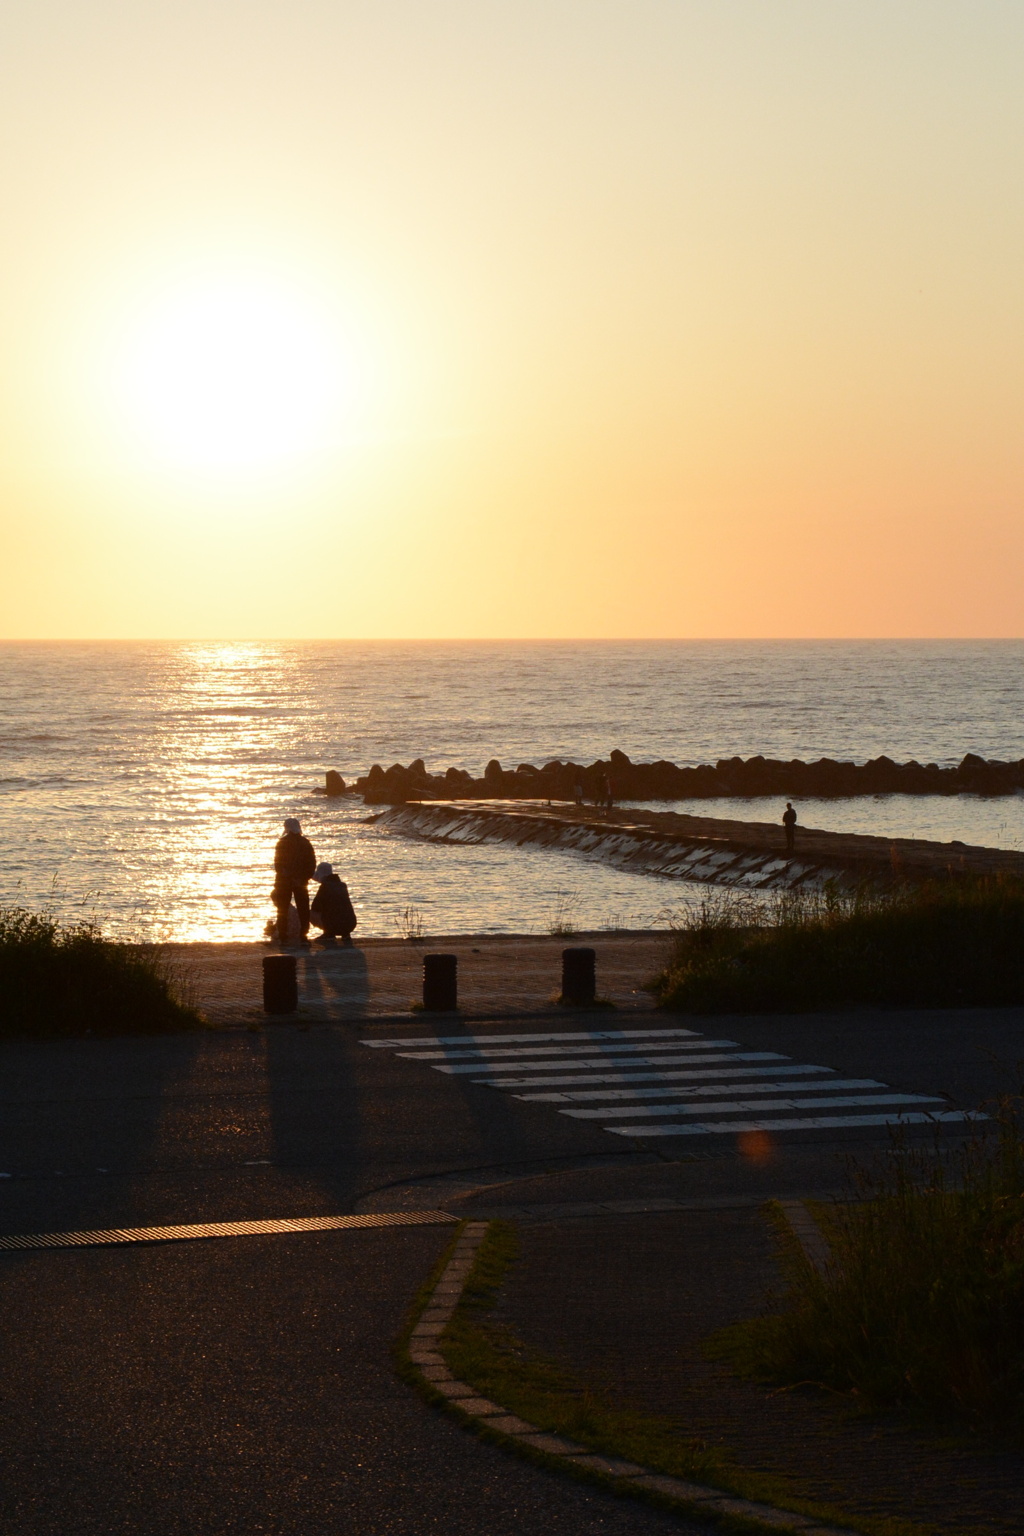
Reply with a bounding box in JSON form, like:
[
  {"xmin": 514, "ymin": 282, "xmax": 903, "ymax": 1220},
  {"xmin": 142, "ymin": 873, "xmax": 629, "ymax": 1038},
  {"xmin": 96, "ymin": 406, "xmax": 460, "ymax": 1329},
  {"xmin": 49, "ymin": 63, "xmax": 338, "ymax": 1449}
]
[{"xmin": 2, "ymin": 0, "xmax": 1022, "ymax": 639}]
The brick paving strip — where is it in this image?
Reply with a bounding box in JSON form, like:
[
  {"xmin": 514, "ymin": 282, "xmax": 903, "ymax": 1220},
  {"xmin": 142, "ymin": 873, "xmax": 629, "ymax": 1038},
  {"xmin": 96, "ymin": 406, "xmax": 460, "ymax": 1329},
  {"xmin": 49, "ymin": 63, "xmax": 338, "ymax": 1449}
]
[{"xmin": 405, "ymin": 1221, "xmax": 861, "ymax": 1536}]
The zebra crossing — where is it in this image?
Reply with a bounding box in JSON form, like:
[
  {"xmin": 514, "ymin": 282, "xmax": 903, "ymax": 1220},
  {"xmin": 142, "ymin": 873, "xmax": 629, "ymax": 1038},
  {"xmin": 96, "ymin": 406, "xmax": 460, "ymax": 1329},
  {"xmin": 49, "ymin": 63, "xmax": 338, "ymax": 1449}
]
[{"xmin": 361, "ymin": 1025, "xmax": 983, "ymax": 1140}]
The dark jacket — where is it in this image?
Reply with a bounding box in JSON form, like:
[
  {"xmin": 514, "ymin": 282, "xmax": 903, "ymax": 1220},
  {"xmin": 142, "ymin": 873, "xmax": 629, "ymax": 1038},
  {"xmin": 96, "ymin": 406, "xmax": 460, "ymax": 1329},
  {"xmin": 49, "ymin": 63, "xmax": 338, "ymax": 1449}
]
[
  {"xmin": 310, "ymin": 873, "xmax": 357, "ymax": 933},
  {"xmin": 274, "ymin": 833, "xmax": 317, "ymax": 884}
]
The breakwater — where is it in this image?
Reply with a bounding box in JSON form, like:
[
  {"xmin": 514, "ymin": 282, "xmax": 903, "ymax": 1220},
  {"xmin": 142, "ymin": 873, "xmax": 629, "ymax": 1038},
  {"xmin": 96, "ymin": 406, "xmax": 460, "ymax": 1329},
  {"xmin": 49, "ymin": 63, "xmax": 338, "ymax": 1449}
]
[
  {"xmin": 373, "ymin": 801, "xmax": 1024, "ymax": 891},
  {"xmin": 344, "ymin": 750, "xmax": 1024, "ymax": 805}
]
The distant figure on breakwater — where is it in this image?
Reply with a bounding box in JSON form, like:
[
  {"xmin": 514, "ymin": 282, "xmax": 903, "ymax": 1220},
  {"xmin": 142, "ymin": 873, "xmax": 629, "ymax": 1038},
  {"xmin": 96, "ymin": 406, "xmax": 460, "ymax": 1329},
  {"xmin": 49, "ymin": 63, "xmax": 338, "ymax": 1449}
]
[
  {"xmin": 272, "ymin": 818, "xmax": 317, "ymax": 947},
  {"xmin": 602, "ymin": 773, "xmax": 615, "ymax": 815},
  {"xmin": 573, "ymin": 774, "xmax": 585, "ymax": 807},
  {"xmin": 310, "ymin": 863, "xmax": 358, "ymax": 946},
  {"xmin": 783, "ymin": 801, "xmax": 797, "ymax": 852}
]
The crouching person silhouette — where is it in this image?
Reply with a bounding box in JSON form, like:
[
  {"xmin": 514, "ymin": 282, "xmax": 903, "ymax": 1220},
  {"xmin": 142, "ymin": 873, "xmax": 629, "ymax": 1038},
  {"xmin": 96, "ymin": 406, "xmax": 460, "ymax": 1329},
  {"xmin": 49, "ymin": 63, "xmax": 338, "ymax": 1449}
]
[{"xmin": 310, "ymin": 863, "xmax": 358, "ymax": 946}]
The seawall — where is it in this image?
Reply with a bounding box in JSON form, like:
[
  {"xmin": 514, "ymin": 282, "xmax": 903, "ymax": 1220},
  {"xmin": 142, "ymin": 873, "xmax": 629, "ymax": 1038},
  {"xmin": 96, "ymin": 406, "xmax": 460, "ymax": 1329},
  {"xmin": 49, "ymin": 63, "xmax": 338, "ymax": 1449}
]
[{"xmin": 372, "ymin": 800, "xmax": 1024, "ymax": 891}]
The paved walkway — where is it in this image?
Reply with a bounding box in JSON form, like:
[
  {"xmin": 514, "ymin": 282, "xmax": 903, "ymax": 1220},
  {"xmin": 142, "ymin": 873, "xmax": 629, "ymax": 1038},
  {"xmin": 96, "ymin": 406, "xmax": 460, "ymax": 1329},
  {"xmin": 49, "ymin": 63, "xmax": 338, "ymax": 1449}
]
[
  {"xmin": 0, "ymin": 1224, "xmax": 703, "ymax": 1536},
  {"xmin": 0, "ymin": 966, "xmax": 1018, "ymax": 1532}
]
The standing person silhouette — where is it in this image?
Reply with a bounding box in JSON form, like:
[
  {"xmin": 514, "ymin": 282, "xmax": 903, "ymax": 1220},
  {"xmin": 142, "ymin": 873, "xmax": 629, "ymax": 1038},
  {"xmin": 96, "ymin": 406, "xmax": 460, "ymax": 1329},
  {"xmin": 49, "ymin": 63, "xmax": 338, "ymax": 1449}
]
[
  {"xmin": 782, "ymin": 802, "xmax": 797, "ymax": 853},
  {"xmin": 272, "ymin": 817, "xmax": 317, "ymax": 947}
]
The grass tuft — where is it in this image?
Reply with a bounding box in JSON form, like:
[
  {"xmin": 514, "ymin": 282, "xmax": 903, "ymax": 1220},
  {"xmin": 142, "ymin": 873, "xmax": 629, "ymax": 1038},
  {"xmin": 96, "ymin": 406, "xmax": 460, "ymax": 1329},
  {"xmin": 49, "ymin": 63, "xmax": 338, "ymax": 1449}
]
[
  {"xmin": 712, "ymin": 1102, "xmax": 1024, "ymax": 1428},
  {"xmin": 435, "ymin": 1224, "xmax": 925, "ymax": 1536},
  {"xmin": 0, "ymin": 905, "xmax": 203, "ymax": 1038},
  {"xmin": 654, "ymin": 876, "xmax": 1024, "ymax": 1012}
]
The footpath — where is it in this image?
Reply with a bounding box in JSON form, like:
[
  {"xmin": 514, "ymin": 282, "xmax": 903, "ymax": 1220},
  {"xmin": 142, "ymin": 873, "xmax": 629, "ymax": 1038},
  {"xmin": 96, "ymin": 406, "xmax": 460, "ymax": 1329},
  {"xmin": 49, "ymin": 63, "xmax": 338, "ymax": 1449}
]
[
  {"xmin": 186, "ymin": 935, "xmax": 1022, "ymax": 1533},
  {"xmin": 3, "ymin": 935, "xmax": 1017, "ymax": 1533}
]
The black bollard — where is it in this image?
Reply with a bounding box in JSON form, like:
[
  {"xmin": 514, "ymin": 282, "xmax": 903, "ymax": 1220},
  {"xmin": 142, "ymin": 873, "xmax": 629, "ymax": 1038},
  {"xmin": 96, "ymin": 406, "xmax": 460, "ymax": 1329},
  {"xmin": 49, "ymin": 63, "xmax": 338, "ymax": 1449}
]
[
  {"xmin": 423, "ymin": 953, "xmax": 458, "ymax": 1011},
  {"xmin": 561, "ymin": 946, "xmax": 596, "ymax": 1006},
  {"xmin": 263, "ymin": 954, "xmax": 298, "ymax": 1015}
]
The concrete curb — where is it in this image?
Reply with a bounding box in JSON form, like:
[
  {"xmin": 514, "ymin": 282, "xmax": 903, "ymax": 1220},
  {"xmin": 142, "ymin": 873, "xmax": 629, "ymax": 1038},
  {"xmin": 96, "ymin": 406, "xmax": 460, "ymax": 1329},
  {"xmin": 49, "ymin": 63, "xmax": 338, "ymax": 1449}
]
[{"xmin": 406, "ymin": 1221, "xmax": 862, "ymax": 1536}]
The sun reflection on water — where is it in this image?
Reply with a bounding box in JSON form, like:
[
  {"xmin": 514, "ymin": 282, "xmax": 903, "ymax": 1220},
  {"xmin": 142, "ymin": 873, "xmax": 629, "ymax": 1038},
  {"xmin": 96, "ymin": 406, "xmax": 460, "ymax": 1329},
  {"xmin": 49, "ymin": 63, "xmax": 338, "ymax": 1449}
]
[
  {"xmin": 132, "ymin": 643, "xmax": 312, "ymax": 941},
  {"xmin": 6, "ymin": 641, "xmax": 1024, "ymax": 942}
]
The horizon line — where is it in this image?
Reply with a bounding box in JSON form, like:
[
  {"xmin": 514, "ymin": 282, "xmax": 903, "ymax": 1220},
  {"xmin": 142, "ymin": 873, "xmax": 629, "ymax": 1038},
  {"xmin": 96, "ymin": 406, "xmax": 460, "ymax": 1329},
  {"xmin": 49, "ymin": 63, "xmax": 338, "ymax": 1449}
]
[{"xmin": 1, "ymin": 635, "xmax": 1023, "ymax": 645}]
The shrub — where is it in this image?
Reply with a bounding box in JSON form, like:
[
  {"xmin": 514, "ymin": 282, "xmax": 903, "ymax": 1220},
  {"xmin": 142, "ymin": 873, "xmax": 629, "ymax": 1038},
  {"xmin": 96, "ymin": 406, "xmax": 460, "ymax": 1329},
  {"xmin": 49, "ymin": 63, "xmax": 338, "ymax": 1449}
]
[
  {"xmin": 655, "ymin": 876, "xmax": 1024, "ymax": 1012},
  {"xmin": 713, "ymin": 1102, "xmax": 1024, "ymax": 1425},
  {"xmin": 0, "ymin": 906, "xmax": 202, "ymax": 1038}
]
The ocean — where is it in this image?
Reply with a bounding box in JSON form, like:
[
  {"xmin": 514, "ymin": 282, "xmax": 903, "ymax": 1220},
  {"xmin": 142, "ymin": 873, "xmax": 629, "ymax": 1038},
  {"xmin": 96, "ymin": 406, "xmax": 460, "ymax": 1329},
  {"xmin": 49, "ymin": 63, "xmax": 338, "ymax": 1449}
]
[{"xmin": 2, "ymin": 640, "xmax": 1023, "ymax": 941}]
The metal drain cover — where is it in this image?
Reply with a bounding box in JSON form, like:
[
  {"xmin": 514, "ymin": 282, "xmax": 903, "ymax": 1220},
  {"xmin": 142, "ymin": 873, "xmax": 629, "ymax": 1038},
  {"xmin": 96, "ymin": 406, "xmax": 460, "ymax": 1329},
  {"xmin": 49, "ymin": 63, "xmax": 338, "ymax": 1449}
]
[{"xmin": 0, "ymin": 1209, "xmax": 457, "ymax": 1252}]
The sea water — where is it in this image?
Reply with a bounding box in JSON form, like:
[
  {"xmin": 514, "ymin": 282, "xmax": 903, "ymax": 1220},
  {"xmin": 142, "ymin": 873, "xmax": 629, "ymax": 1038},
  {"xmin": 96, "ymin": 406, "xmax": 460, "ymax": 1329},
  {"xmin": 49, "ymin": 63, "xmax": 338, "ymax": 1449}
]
[{"xmin": 1, "ymin": 640, "xmax": 1023, "ymax": 941}]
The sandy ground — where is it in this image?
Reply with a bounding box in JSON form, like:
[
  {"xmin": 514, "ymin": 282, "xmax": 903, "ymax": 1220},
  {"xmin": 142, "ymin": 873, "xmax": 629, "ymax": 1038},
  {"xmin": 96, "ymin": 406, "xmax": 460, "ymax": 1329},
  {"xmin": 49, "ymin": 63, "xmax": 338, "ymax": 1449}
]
[{"xmin": 169, "ymin": 931, "xmax": 672, "ymax": 1025}]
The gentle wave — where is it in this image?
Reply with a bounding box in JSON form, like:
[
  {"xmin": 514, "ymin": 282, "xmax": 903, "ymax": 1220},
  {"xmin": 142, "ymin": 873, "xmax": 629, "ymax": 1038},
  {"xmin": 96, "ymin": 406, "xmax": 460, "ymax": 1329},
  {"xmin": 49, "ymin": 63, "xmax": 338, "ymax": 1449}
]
[{"xmin": 2, "ymin": 640, "xmax": 1023, "ymax": 940}]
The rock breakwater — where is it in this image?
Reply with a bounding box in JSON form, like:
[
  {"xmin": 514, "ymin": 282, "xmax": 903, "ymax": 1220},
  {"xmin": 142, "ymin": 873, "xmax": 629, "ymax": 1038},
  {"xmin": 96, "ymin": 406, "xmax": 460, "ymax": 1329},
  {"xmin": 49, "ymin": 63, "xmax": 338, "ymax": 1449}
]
[{"xmin": 349, "ymin": 750, "xmax": 1024, "ymax": 805}]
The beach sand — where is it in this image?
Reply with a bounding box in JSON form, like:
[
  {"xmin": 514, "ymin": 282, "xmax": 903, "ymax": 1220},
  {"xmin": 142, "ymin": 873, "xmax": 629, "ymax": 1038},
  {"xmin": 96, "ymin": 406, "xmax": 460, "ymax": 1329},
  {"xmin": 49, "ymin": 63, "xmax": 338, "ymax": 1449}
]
[{"xmin": 170, "ymin": 931, "xmax": 671, "ymax": 1027}]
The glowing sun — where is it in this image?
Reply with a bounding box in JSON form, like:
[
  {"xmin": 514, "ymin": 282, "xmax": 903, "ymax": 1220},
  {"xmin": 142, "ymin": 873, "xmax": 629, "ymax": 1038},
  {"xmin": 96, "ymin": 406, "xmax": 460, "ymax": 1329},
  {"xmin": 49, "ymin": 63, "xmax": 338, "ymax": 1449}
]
[{"xmin": 116, "ymin": 276, "xmax": 350, "ymax": 475}]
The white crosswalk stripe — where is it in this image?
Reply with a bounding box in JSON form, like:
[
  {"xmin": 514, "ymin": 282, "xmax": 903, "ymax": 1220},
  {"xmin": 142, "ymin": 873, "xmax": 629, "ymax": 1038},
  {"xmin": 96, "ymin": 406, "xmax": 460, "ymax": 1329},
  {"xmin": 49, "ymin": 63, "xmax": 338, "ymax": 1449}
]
[
  {"xmin": 611, "ymin": 1112, "xmax": 980, "ymax": 1138},
  {"xmin": 396, "ymin": 1039, "xmax": 738, "ymax": 1061},
  {"xmin": 363, "ymin": 1029, "xmax": 701, "ymax": 1048},
  {"xmin": 435, "ymin": 1050, "xmax": 785, "ymax": 1076},
  {"xmin": 563, "ymin": 1092, "xmax": 945, "ymax": 1120},
  {"xmin": 524, "ymin": 1077, "xmax": 884, "ymax": 1104},
  {"xmin": 360, "ymin": 1025, "xmax": 983, "ymax": 1140}
]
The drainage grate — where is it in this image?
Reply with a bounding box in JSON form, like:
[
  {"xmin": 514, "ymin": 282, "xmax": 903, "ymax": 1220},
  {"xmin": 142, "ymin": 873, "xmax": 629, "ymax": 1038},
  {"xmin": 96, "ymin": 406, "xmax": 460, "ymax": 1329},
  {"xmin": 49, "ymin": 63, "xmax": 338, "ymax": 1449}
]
[{"xmin": 0, "ymin": 1210, "xmax": 457, "ymax": 1252}]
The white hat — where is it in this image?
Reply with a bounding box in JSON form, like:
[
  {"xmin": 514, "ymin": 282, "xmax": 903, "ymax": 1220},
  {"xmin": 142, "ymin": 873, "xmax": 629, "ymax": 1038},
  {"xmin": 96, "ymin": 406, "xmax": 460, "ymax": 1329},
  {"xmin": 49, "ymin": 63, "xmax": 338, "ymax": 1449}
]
[
  {"xmin": 314, "ymin": 862, "xmax": 333, "ymax": 882},
  {"xmin": 283, "ymin": 818, "xmax": 301, "ymax": 834}
]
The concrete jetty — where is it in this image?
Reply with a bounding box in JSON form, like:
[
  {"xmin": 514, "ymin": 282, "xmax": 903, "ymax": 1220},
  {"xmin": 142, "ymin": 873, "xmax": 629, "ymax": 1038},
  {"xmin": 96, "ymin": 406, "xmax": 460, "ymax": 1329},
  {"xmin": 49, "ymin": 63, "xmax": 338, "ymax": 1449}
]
[{"xmin": 373, "ymin": 800, "xmax": 1024, "ymax": 891}]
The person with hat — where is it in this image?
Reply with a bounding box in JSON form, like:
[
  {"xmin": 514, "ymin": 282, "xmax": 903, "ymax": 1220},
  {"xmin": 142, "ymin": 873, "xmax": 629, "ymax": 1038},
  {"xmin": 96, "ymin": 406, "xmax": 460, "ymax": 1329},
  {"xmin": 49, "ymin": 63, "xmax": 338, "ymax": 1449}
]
[
  {"xmin": 309, "ymin": 863, "xmax": 358, "ymax": 946},
  {"xmin": 272, "ymin": 818, "xmax": 317, "ymax": 946}
]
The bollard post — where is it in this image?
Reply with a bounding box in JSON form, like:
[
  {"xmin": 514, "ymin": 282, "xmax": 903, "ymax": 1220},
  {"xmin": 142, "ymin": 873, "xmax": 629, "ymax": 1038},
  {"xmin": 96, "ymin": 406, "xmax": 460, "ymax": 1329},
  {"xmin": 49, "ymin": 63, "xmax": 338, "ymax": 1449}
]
[
  {"xmin": 263, "ymin": 954, "xmax": 298, "ymax": 1015},
  {"xmin": 423, "ymin": 953, "xmax": 458, "ymax": 1011},
  {"xmin": 561, "ymin": 946, "xmax": 596, "ymax": 1006}
]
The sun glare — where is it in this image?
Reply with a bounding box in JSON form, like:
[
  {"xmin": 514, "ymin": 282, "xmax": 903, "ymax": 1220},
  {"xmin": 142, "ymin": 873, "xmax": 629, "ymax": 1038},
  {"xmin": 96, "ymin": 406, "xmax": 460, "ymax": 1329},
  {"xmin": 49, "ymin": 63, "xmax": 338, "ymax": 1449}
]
[{"xmin": 115, "ymin": 277, "xmax": 351, "ymax": 476}]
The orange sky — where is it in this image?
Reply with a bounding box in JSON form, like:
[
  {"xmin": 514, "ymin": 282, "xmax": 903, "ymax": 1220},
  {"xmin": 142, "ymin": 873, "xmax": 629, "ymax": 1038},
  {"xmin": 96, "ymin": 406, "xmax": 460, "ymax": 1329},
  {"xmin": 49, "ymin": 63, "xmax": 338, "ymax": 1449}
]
[{"xmin": 1, "ymin": 1, "xmax": 1023, "ymax": 638}]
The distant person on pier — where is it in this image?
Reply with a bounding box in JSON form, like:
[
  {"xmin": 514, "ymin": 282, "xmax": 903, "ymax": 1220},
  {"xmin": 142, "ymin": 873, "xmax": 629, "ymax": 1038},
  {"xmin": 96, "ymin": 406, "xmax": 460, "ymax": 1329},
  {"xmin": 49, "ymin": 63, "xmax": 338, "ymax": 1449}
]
[
  {"xmin": 783, "ymin": 801, "xmax": 797, "ymax": 853},
  {"xmin": 602, "ymin": 773, "xmax": 615, "ymax": 815},
  {"xmin": 310, "ymin": 863, "xmax": 358, "ymax": 946},
  {"xmin": 272, "ymin": 818, "xmax": 317, "ymax": 946}
]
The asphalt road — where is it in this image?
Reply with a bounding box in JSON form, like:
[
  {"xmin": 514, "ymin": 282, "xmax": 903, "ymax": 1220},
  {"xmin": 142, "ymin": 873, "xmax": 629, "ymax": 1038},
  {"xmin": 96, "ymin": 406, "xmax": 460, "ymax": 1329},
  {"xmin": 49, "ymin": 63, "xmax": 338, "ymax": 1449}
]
[
  {"xmin": 0, "ymin": 1229, "xmax": 701, "ymax": 1536},
  {"xmin": 0, "ymin": 1004, "xmax": 1020, "ymax": 1533}
]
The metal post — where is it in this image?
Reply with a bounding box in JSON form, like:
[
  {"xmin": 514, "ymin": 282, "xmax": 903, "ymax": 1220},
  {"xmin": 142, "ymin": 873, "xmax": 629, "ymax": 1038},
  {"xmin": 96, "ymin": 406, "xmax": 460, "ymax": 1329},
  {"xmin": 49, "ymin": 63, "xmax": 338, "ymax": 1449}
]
[
  {"xmin": 423, "ymin": 953, "xmax": 458, "ymax": 1011},
  {"xmin": 263, "ymin": 954, "xmax": 298, "ymax": 1015},
  {"xmin": 561, "ymin": 946, "xmax": 596, "ymax": 1006}
]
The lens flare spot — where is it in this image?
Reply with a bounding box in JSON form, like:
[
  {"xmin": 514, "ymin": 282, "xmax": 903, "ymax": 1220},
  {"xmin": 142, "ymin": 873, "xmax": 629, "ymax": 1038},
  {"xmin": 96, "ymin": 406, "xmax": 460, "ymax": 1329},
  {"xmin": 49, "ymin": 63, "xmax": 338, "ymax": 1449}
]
[{"xmin": 738, "ymin": 1129, "xmax": 775, "ymax": 1164}]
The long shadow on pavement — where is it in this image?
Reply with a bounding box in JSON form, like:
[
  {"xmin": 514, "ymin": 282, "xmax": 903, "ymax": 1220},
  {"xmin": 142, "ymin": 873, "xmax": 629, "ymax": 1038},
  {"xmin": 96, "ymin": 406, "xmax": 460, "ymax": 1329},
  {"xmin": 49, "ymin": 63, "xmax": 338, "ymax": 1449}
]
[{"xmin": 0, "ymin": 1030, "xmax": 205, "ymax": 1238}]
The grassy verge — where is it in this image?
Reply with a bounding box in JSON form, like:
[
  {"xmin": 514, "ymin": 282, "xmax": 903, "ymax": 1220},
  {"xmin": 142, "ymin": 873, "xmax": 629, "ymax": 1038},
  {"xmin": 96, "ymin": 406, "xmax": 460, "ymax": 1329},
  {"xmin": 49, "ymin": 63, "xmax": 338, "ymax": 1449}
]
[
  {"xmin": 711, "ymin": 1102, "xmax": 1024, "ymax": 1432},
  {"xmin": 0, "ymin": 905, "xmax": 204, "ymax": 1038},
  {"xmin": 653, "ymin": 877, "xmax": 1024, "ymax": 1013},
  {"xmin": 407, "ymin": 1221, "xmax": 931, "ymax": 1536}
]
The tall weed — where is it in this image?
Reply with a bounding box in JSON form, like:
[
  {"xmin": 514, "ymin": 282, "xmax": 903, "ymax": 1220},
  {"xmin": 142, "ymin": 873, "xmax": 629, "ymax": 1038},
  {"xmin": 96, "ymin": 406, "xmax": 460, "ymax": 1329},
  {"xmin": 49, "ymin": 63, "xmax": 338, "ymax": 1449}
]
[
  {"xmin": 0, "ymin": 906, "xmax": 202, "ymax": 1037},
  {"xmin": 656, "ymin": 876, "xmax": 1024, "ymax": 1011},
  {"xmin": 714, "ymin": 1103, "xmax": 1024, "ymax": 1424}
]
